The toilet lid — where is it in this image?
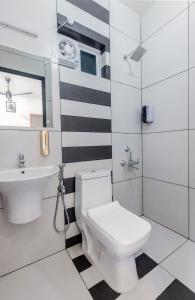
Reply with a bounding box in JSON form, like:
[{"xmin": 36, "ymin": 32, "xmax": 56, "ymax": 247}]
[{"xmin": 87, "ymin": 201, "xmax": 151, "ymax": 246}]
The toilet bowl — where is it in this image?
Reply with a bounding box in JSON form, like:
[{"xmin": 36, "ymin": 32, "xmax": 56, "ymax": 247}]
[{"xmin": 75, "ymin": 170, "xmax": 151, "ymax": 293}]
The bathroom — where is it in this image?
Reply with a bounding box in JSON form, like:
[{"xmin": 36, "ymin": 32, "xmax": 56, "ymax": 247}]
[{"xmin": 0, "ymin": 0, "xmax": 194, "ymax": 299}]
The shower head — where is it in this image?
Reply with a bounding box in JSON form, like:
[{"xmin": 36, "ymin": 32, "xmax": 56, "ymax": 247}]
[
  {"xmin": 123, "ymin": 45, "xmax": 147, "ymax": 77},
  {"xmin": 130, "ymin": 46, "xmax": 147, "ymax": 62}
]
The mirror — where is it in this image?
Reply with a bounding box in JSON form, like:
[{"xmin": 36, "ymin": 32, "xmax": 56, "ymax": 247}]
[{"xmin": 0, "ymin": 45, "xmax": 53, "ymax": 128}]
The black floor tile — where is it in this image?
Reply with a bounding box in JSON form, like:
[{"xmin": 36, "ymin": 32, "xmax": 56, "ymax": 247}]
[
  {"xmin": 65, "ymin": 234, "xmax": 82, "ymax": 248},
  {"xmin": 72, "ymin": 255, "xmax": 91, "ymax": 273},
  {"xmin": 89, "ymin": 281, "xmax": 120, "ymax": 300},
  {"xmin": 157, "ymin": 279, "xmax": 195, "ymax": 300},
  {"xmin": 135, "ymin": 253, "xmax": 157, "ymax": 279},
  {"xmin": 64, "ymin": 207, "xmax": 76, "ymax": 224}
]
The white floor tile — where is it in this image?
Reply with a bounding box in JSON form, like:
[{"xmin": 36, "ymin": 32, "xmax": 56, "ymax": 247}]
[
  {"xmin": 65, "ymin": 222, "xmax": 80, "ymax": 239},
  {"xmin": 80, "ymin": 266, "xmax": 103, "ymax": 289},
  {"xmin": 161, "ymin": 240, "xmax": 195, "ymax": 293},
  {"xmin": 142, "ymin": 217, "xmax": 187, "ymax": 263},
  {"xmin": 118, "ymin": 266, "xmax": 174, "ymax": 300},
  {"xmin": 0, "ymin": 251, "xmax": 92, "ymax": 300},
  {"xmin": 67, "ymin": 243, "xmax": 84, "ymax": 259}
]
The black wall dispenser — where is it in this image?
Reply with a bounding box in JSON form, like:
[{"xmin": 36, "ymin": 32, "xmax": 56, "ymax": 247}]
[{"xmin": 142, "ymin": 104, "xmax": 154, "ymax": 124}]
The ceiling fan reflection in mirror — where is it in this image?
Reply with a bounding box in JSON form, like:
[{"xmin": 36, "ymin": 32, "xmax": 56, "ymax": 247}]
[{"xmin": 0, "ymin": 76, "xmax": 32, "ymax": 113}]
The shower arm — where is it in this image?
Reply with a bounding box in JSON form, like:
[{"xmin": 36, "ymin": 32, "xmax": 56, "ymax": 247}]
[{"xmin": 123, "ymin": 50, "xmax": 133, "ymax": 61}]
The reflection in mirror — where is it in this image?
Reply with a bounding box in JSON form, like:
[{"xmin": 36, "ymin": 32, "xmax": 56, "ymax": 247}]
[
  {"xmin": 0, "ymin": 45, "xmax": 53, "ymax": 128},
  {"xmin": 0, "ymin": 68, "xmax": 45, "ymax": 127}
]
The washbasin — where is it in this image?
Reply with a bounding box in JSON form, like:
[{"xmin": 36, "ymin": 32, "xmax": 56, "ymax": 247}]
[{"xmin": 0, "ymin": 166, "xmax": 58, "ymax": 224}]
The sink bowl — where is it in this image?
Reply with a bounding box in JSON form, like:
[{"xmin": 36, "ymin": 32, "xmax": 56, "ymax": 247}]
[{"xmin": 0, "ymin": 166, "xmax": 58, "ymax": 224}]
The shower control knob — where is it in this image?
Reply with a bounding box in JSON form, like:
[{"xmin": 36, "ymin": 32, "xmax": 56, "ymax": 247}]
[
  {"xmin": 124, "ymin": 146, "xmax": 130, "ymax": 152},
  {"xmin": 120, "ymin": 160, "xmax": 126, "ymax": 167}
]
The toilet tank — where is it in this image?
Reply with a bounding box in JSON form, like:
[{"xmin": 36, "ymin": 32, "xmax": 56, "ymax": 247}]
[{"xmin": 75, "ymin": 169, "xmax": 112, "ymax": 228}]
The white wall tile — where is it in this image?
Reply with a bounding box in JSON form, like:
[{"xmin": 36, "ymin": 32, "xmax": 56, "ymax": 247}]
[
  {"xmin": 190, "ymin": 1, "xmax": 195, "ymax": 6},
  {"xmin": 142, "ymin": 71, "xmax": 188, "ymax": 133},
  {"xmin": 93, "ymin": 0, "xmax": 109, "ymax": 10},
  {"xmin": 62, "ymin": 132, "xmax": 111, "ymax": 147},
  {"xmin": 110, "ymin": 0, "xmax": 140, "ymax": 42},
  {"xmin": 101, "ymin": 51, "xmax": 110, "ymax": 67},
  {"xmin": 63, "ymin": 159, "xmax": 112, "ymax": 178},
  {"xmin": 143, "ymin": 131, "xmax": 188, "ymax": 186},
  {"xmin": 189, "ymin": 130, "xmax": 195, "ymax": 188},
  {"xmin": 189, "ymin": 3, "xmax": 195, "ymax": 68},
  {"xmin": 142, "ymin": 10, "xmax": 188, "ymax": 88},
  {"xmin": 0, "ymin": 0, "xmax": 58, "ymax": 59},
  {"xmin": 110, "ymin": 27, "xmax": 141, "ymax": 88},
  {"xmin": 112, "ymin": 133, "xmax": 142, "ymax": 182},
  {"xmin": 143, "ymin": 178, "xmax": 188, "ymax": 237},
  {"xmin": 61, "ymin": 100, "xmax": 111, "ymax": 119},
  {"xmin": 65, "ymin": 193, "xmax": 75, "ymax": 209},
  {"xmin": 189, "ymin": 68, "xmax": 195, "ymax": 129},
  {"xmin": 141, "ymin": 1, "xmax": 188, "ymax": 41},
  {"xmin": 111, "ymin": 81, "xmax": 141, "ymax": 133},
  {"xmin": 57, "ymin": 0, "xmax": 109, "ymax": 38},
  {"xmin": 0, "ymin": 131, "xmax": 60, "ymax": 201},
  {"xmin": 190, "ymin": 188, "xmax": 195, "ymax": 241},
  {"xmin": 0, "ymin": 130, "xmax": 61, "ymax": 170},
  {"xmin": 113, "ymin": 178, "xmax": 142, "ymax": 216},
  {"xmin": 59, "ymin": 64, "xmax": 110, "ymax": 92},
  {"xmin": 49, "ymin": 62, "xmax": 61, "ymax": 131},
  {"xmin": 0, "ymin": 197, "xmax": 65, "ymax": 276},
  {"xmin": 43, "ymin": 174, "xmax": 59, "ymax": 199}
]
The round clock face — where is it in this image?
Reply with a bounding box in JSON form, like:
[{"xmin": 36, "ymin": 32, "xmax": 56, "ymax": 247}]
[{"xmin": 59, "ymin": 40, "xmax": 76, "ymax": 59}]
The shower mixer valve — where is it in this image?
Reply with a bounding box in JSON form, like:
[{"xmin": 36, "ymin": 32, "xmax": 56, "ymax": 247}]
[{"xmin": 120, "ymin": 148, "xmax": 139, "ymax": 170}]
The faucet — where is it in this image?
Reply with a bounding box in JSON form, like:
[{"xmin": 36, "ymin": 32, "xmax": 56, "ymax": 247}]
[
  {"xmin": 120, "ymin": 148, "xmax": 139, "ymax": 170},
  {"xmin": 18, "ymin": 153, "xmax": 25, "ymax": 168},
  {"xmin": 128, "ymin": 151, "xmax": 139, "ymax": 170}
]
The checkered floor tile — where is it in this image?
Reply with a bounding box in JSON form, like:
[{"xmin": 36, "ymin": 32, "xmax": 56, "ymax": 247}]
[{"xmin": 67, "ymin": 217, "xmax": 195, "ymax": 300}]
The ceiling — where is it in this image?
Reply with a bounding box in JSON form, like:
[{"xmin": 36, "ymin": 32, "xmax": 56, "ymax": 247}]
[{"xmin": 120, "ymin": 0, "xmax": 156, "ymax": 15}]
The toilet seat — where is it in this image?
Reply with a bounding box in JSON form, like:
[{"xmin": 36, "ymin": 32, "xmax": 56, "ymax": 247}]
[{"xmin": 87, "ymin": 201, "xmax": 151, "ymax": 257}]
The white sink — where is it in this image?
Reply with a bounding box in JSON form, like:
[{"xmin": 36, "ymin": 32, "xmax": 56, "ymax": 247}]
[{"xmin": 0, "ymin": 166, "xmax": 58, "ymax": 224}]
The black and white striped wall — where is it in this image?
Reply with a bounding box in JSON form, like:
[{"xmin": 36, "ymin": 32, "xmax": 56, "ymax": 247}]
[{"xmin": 57, "ymin": 0, "xmax": 111, "ymax": 248}]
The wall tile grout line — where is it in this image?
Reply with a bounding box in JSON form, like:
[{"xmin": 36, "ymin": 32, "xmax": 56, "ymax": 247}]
[
  {"xmin": 140, "ymin": 16, "xmax": 144, "ymax": 216},
  {"xmin": 142, "ymin": 68, "xmax": 189, "ymax": 90},
  {"xmin": 113, "ymin": 176, "xmax": 143, "ymax": 184},
  {"xmin": 143, "ymin": 176, "xmax": 189, "ymax": 189},
  {"xmin": 143, "ymin": 215, "xmax": 189, "ymax": 240},
  {"xmin": 111, "ymin": 79, "xmax": 141, "ymax": 90},
  {"xmin": 142, "ymin": 5, "xmax": 189, "ymax": 43},
  {"xmin": 143, "ymin": 129, "xmax": 189, "ymax": 135},
  {"xmin": 187, "ymin": 0, "xmax": 190, "ymax": 239},
  {"xmin": 110, "ymin": 24, "xmax": 140, "ymax": 44}
]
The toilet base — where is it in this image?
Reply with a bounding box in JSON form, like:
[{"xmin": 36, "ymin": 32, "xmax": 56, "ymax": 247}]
[{"xmin": 82, "ymin": 230, "xmax": 139, "ymax": 293}]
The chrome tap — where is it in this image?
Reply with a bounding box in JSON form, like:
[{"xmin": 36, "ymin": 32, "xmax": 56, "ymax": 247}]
[
  {"xmin": 18, "ymin": 153, "xmax": 25, "ymax": 168},
  {"xmin": 120, "ymin": 148, "xmax": 139, "ymax": 170},
  {"xmin": 128, "ymin": 151, "xmax": 139, "ymax": 170}
]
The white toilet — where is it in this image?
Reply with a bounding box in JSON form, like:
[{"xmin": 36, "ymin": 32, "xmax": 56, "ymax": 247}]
[{"xmin": 75, "ymin": 169, "xmax": 151, "ymax": 293}]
